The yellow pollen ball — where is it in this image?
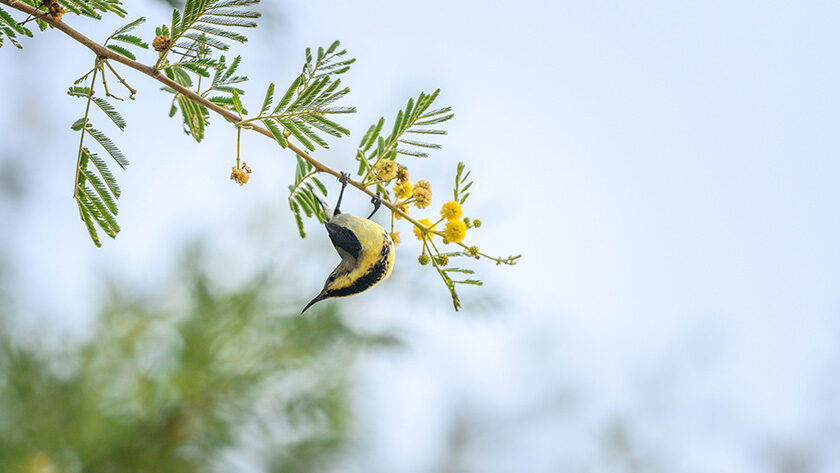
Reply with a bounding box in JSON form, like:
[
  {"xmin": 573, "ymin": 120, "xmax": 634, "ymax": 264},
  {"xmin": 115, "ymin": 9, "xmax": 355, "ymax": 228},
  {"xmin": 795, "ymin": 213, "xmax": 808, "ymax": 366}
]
[
  {"xmin": 440, "ymin": 201, "xmax": 463, "ymax": 220},
  {"xmin": 394, "ymin": 180, "xmax": 413, "ymax": 199},
  {"xmin": 413, "ymin": 218, "xmax": 436, "ymax": 241},
  {"xmin": 415, "ymin": 179, "xmax": 431, "ymax": 191},
  {"xmin": 374, "ymin": 159, "xmax": 398, "ymax": 181},
  {"xmin": 444, "ymin": 219, "xmax": 467, "ymax": 243}
]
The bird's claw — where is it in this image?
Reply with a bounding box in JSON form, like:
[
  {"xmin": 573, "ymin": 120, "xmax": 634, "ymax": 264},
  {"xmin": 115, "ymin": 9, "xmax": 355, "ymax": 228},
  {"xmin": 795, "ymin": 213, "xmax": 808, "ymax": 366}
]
[
  {"xmin": 367, "ymin": 192, "xmax": 382, "ymax": 219},
  {"xmin": 338, "ymin": 172, "xmax": 351, "ymax": 185}
]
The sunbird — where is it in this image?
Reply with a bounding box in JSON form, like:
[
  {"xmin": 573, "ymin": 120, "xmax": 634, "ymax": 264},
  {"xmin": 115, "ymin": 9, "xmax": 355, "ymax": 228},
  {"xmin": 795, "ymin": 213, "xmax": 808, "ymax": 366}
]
[{"xmin": 302, "ymin": 173, "xmax": 396, "ymax": 313}]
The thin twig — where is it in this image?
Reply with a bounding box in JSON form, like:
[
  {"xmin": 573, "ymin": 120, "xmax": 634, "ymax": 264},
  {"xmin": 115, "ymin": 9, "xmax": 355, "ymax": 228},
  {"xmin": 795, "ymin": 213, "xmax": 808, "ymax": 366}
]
[
  {"xmin": 98, "ymin": 61, "xmax": 123, "ymax": 101},
  {"xmin": 104, "ymin": 60, "xmax": 137, "ymax": 100}
]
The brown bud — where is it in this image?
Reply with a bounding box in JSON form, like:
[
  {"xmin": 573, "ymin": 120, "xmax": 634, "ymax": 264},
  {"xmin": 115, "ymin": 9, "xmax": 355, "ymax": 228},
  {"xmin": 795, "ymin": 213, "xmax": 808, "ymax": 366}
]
[
  {"xmin": 48, "ymin": 3, "xmax": 64, "ymax": 21},
  {"xmin": 153, "ymin": 34, "xmax": 171, "ymax": 52}
]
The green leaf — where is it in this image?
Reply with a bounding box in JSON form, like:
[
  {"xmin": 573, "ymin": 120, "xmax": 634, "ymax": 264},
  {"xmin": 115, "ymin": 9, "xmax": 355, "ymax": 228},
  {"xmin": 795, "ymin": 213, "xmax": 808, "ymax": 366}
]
[
  {"xmin": 260, "ymin": 82, "xmax": 275, "ymax": 115},
  {"xmin": 106, "ymin": 44, "xmax": 136, "ymax": 60},
  {"xmin": 178, "ymin": 62, "xmax": 210, "ymax": 77},
  {"xmin": 289, "ymin": 199, "xmax": 305, "ymax": 238},
  {"xmin": 177, "ymin": 95, "xmax": 207, "ymax": 141},
  {"xmin": 359, "ymin": 90, "xmax": 452, "ymax": 172},
  {"xmin": 77, "ymin": 202, "xmax": 102, "ymax": 247},
  {"xmin": 85, "ymin": 148, "xmax": 121, "ymax": 198},
  {"xmin": 278, "ymin": 118, "xmax": 314, "ymax": 151},
  {"xmin": 110, "ymin": 34, "xmax": 149, "ymax": 49},
  {"xmin": 231, "ymin": 90, "xmax": 243, "ymax": 114},
  {"xmin": 85, "ymin": 125, "xmax": 129, "ymax": 168},
  {"xmin": 263, "ymin": 119, "xmax": 287, "ymax": 148},
  {"xmin": 109, "ymin": 16, "xmax": 146, "ymax": 37},
  {"xmin": 272, "ymin": 76, "xmax": 300, "ymax": 114}
]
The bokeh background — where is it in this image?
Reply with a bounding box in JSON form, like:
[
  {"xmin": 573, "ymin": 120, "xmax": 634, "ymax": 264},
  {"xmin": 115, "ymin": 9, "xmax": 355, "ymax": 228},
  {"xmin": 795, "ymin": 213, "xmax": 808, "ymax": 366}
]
[{"xmin": 2, "ymin": 1, "xmax": 840, "ymax": 471}]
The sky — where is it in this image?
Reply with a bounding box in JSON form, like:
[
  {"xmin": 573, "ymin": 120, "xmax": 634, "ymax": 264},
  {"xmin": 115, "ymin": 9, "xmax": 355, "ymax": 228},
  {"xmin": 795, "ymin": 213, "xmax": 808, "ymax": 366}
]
[{"xmin": 2, "ymin": 1, "xmax": 840, "ymax": 472}]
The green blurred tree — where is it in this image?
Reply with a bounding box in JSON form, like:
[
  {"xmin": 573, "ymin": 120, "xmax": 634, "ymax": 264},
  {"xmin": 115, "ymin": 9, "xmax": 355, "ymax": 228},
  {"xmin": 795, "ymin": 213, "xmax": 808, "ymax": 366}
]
[{"xmin": 0, "ymin": 247, "xmax": 397, "ymax": 473}]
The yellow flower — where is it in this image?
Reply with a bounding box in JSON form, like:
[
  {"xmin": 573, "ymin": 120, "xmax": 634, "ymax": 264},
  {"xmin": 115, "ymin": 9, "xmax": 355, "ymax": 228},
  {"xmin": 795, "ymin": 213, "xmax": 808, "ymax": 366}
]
[
  {"xmin": 394, "ymin": 180, "xmax": 413, "ymax": 199},
  {"xmin": 418, "ymin": 254, "xmax": 430, "ymax": 265},
  {"xmin": 412, "ymin": 180, "xmax": 432, "ymax": 209},
  {"xmin": 389, "ymin": 231, "xmax": 400, "ymax": 245},
  {"xmin": 444, "ymin": 219, "xmax": 467, "ymax": 243},
  {"xmin": 397, "ymin": 168, "xmax": 410, "ymax": 182},
  {"xmin": 434, "ymin": 254, "xmax": 449, "ymax": 266},
  {"xmin": 413, "ymin": 218, "xmax": 436, "ymax": 241},
  {"xmin": 394, "ymin": 204, "xmax": 409, "ymax": 220},
  {"xmin": 440, "ymin": 201, "xmax": 463, "ymax": 220},
  {"xmin": 374, "ymin": 159, "xmax": 398, "ymax": 181}
]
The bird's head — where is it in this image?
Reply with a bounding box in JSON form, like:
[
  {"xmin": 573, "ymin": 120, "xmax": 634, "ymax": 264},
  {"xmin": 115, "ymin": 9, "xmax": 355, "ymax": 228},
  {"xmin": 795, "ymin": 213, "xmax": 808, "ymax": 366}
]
[{"xmin": 301, "ymin": 267, "xmax": 351, "ymax": 313}]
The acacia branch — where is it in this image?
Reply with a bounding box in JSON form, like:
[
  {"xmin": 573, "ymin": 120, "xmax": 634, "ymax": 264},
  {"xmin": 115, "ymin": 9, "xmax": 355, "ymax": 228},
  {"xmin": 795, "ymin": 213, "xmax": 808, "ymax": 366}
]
[{"xmin": 1, "ymin": 0, "xmax": 427, "ymax": 229}]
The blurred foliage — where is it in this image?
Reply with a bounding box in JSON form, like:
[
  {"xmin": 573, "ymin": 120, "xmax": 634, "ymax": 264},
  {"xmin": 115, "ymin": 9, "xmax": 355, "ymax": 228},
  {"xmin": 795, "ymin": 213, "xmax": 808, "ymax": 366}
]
[{"xmin": 0, "ymin": 247, "xmax": 397, "ymax": 473}]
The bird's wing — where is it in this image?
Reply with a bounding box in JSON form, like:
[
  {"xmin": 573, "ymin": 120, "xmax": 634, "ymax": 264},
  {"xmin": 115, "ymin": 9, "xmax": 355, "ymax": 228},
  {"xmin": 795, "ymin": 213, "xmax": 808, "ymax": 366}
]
[{"xmin": 326, "ymin": 222, "xmax": 362, "ymax": 260}]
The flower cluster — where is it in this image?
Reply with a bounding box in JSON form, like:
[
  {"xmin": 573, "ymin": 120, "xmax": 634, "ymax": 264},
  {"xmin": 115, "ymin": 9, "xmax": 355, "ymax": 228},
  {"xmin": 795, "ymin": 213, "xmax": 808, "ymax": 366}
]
[{"xmin": 363, "ymin": 159, "xmax": 518, "ymax": 310}]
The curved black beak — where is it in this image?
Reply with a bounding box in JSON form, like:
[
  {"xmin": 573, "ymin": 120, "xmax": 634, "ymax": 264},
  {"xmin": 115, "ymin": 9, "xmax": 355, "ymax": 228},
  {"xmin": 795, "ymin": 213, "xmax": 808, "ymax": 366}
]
[{"xmin": 301, "ymin": 291, "xmax": 327, "ymax": 314}]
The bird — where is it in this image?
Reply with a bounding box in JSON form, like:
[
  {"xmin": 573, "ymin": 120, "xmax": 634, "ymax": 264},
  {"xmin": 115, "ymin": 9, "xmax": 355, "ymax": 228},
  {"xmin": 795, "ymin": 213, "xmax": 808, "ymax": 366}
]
[{"xmin": 301, "ymin": 172, "xmax": 396, "ymax": 313}]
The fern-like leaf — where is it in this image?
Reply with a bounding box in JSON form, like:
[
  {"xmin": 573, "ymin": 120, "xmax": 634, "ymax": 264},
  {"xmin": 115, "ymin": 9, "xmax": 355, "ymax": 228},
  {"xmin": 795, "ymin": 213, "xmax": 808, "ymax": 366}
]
[
  {"xmin": 0, "ymin": 7, "xmax": 32, "ymax": 49},
  {"xmin": 356, "ymin": 89, "xmax": 453, "ymax": 176},
  {"xmin": 164, "ymin": 0, "xmax": 259, "ymax": 60},
  {"xmin": 256, "ymin": 41, "xmax": 356, "ymax": 151},
  {"xmin": 288, "ymin": 156, "xmax": 328, "ymax": 238}
]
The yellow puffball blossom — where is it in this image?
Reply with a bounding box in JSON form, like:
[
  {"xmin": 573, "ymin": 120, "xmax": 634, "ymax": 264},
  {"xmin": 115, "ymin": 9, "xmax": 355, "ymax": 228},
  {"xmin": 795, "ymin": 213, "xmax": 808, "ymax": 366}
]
[
  {"xmin": 413, "ymin": 218, "xmax": 436, "ymax": 241},
  {"xmin": 374, "ymin": 159, "xmax": 398, "ymax": 181},
  {"xmin": 394, "ymin": 180, "xmax": 413, "ymax": 199},
  {"xmin": 390, "ymin": 231, "xmax": 401, "ymax": 246},
  {"xmin": 413, "ymin": 180, "xmax": 432, "ymax": 209},
  {"xmin": 418, "ymin": 254, "xmax": 430, "ymax": 265},
  {"xmin": 396, "ymin": 168, "xmax": 410, "ymax": 182},
  {"xmin": 440, "ymin": 201, "xmax": 463, "ymax": 220},
  {"xmin": 394, "ymin": 204, "xmax": 409, "ymax": 220},
  {"xmin": 444, "ymin": 219, "xmax": 467, "ymax": 243}
]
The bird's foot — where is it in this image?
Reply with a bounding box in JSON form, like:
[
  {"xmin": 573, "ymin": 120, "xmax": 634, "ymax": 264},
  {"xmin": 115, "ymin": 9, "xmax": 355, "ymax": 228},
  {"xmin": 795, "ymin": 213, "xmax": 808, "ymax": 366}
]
[
  {"xmin": 367, "ymin": 192, "xmax": 382, "ymax": 219},
  {"xmin": 338, "ymin": 172, "xmax": 351, "ymax": 185}
]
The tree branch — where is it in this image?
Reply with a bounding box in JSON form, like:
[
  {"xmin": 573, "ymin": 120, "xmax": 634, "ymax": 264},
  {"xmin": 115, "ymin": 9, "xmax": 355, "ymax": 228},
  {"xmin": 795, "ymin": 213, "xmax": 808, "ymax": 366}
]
[{"xmin": 1, "ymin": 0, "xmax": 427, "ymax": 229}]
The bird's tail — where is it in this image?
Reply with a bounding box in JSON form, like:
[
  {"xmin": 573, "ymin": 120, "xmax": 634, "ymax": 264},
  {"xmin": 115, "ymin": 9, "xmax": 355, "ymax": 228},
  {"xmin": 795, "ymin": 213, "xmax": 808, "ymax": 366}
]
[{"xmin": 314, "ymin": 193, "xmax": 334, "ymax": 221}]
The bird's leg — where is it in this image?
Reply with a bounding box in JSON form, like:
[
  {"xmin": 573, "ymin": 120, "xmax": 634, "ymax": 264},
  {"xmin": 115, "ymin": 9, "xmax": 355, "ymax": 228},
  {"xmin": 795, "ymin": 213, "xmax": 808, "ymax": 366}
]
[
  {"xmin": 334, "ymin": 172, "xmax": 350, "ymax": 215},
  {"xmin": 367, "ymin": 192, "xmax": 382, "ymax": 219}
]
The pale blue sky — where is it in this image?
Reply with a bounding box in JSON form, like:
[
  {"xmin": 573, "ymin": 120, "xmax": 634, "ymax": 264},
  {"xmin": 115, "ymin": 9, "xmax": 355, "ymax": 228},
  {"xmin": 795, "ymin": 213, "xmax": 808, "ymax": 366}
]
[{"xmin": 1, "ymin": 1, "xmax": 839, "ymax": 471}]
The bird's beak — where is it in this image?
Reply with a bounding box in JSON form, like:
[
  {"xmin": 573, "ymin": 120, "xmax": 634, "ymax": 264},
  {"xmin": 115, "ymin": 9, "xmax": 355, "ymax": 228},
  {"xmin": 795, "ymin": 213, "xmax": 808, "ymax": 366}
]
[{"xmin": 301, "ymin": 291, "xmax": 327, "ymax": 314}]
